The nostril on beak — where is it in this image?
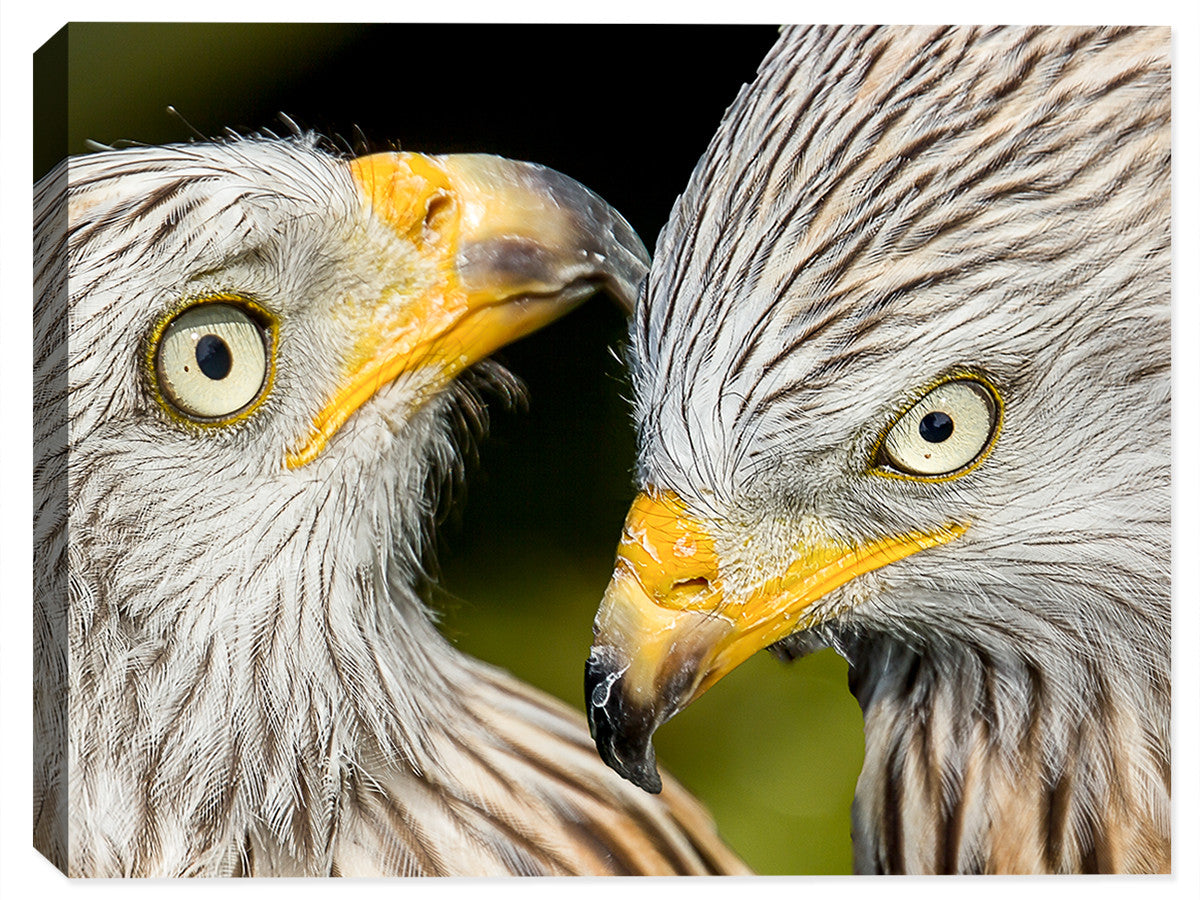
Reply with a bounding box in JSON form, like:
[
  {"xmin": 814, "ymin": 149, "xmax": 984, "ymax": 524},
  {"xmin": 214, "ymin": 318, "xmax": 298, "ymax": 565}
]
[{"xmin": 661, "ymin": 576, "xmax": 713, "ymax": 609}]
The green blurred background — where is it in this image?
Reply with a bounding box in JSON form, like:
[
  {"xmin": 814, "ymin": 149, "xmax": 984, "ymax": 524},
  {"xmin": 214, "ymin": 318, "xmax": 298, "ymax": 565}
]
[{"xmin": 35, "ymin": 22, "xmax": 864, "ymax": 874}]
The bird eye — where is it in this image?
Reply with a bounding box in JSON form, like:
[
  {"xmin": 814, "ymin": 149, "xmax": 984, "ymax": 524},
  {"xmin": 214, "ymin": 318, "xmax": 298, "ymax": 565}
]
[
  {"xmin": 154, "ymin": 301, "xmax": 273, "ymax": 421},
  {"xmin": 879, "ymin": 379, "xmax": 999, "ymax": 477}
]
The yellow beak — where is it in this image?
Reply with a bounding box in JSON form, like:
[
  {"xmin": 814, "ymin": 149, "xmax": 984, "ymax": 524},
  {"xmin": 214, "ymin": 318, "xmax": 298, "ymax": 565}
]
[
  {"xmin": 286, "ymin": 152, "xmax": 647, "ymax": 468},
  {"xmin": 586, "ymin": 488, "xmax": 966, "ymax": 792}
]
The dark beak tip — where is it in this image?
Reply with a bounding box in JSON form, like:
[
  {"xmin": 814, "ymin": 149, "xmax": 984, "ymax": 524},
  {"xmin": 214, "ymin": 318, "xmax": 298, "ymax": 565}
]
[
  {"xmin": 584, "ymin": 653, "xmax": 664, "ymax": 794},
  {"xmin": 625, "ymin": 757, "xmax": 664, "ymax": 795}
]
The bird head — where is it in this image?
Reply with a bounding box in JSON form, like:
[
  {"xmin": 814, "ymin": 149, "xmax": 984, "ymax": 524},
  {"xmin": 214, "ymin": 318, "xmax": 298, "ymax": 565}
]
[
  {"xmin": 37, "ymin": 135, "xmax": 648, "ymax": 663},
  {"xmin": 585, "ymin": 26, "xmax": 1170, "ymax": 794}
]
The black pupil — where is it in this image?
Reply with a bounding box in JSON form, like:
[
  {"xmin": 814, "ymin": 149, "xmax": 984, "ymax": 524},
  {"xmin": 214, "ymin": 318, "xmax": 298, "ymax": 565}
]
[
  {"xmin": 919, "ymin": 410, "xmax": 954, "ymax": 443},
  {"xmin": 195, "ymin": 334, "xmax": 233, "ymax": 380}
]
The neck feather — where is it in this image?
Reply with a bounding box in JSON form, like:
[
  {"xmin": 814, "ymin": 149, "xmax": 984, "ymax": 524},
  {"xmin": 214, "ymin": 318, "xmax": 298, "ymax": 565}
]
[
  {"xmin": 50, "ymin": 390, "xmax": 744, "ymax": 876},
  {"xmin": 841, "ymin": 635, "xmax": 1170, "ymax": 874}
]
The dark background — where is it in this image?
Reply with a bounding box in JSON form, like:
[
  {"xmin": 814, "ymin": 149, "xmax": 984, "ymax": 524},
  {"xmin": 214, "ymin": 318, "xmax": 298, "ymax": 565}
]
[{"xmin": 36, "ymin": 22, "xmax": 864, "ymax": 874}]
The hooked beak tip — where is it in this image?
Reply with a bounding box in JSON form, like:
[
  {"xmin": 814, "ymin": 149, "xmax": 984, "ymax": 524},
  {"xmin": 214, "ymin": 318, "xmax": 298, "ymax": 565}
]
[{"xmin": 584, "ymin": 651, "xmax": 664, "ymax": 794}]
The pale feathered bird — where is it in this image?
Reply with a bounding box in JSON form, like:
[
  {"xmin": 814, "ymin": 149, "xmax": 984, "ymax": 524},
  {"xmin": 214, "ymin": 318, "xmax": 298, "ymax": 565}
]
[
  {"xmin": 587, "ymin": 25, "xmax": 1170, "ymax": 874},
  {"xmin": 33, "ymin": 137, "xmax": 748, "ymax": 876}
]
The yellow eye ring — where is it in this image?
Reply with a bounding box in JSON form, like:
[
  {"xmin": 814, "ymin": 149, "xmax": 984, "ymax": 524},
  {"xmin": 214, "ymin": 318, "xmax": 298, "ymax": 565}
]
[
  {"xmin": 870, "ymin": 373, "xmax": 1003, "ymax": 482},
  {"xmin": 146, "ymin": 294, "xmax": 278, "ymax": 427}
]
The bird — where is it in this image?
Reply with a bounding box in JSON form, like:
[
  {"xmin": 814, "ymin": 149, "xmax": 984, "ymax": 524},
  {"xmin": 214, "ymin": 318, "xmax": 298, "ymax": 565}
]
[
  {"xmin": 585, "ymin": 25, "xmax": 1170, "ymax": 875},
  {"xmin": 32, "ymin": 135, "xmax": 750, "ymax": 876}
]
